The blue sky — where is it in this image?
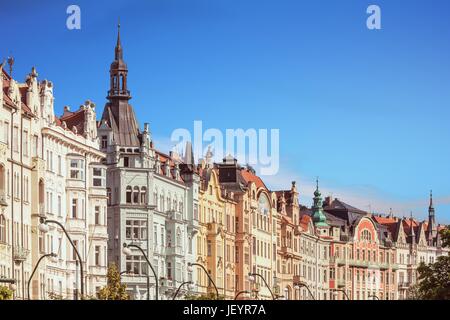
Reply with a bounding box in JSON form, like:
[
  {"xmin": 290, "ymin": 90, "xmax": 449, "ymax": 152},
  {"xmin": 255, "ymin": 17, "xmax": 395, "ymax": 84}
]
[{"xmin": 1, "ymin": 0, "xmax": 450, "ymax": 222}]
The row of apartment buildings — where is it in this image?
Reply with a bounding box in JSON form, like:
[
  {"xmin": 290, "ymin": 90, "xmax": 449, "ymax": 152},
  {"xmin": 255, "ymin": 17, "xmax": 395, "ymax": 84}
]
[{"xmin": 0, "ymin": 27, "xmax": 448, "ymax": 300}]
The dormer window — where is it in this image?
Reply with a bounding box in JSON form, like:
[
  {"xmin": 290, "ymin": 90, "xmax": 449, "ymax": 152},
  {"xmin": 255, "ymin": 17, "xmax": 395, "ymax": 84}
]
[{"xmin": 69, "ymin": 158, "xmax": 84, "ymax": 180}]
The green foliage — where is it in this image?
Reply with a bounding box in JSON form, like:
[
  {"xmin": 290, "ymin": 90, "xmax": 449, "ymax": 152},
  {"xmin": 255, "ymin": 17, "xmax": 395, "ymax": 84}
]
[
  {"xmin": 97, "ymin": 263, "xmax": 129, "ymax": 300},
  {"xmin": 440, "ymin": 226, "xmax": 450, "ymax": 248},
  {"xmin": 415, "ymin": 226, "xmax": 450, "ymax": 300},
  {"xmin": 184, "ymin": 292, "xmax": 225, "ymax": 300},
  {"xmin": 0, "ymin": 286, "xmax": 13, "ymax": 300}
]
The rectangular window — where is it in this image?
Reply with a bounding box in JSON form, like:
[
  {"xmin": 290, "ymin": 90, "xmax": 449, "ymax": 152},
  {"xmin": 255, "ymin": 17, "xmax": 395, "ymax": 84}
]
[
  {"xmin": 72, "ymin": 199, "xmax": 78, "ymax": 218},
  {"xmin": 101, "ymin": 136, "xmax": 107, "ymax": 149},
  {"xmin": 95, "ymin": 246, "xmax": 101, "ymax": 266},
  {"xmin": 95, "ymin": 206, "xmax": 101, "ymax": 225},
  {"xmin": 23, "ymin": 130, "xmax": 29, "ymax": 156},
  {"xmin": 123, "ymin": 157, "xmax": 129, "ymax": 168},
  {"xmin": 69, "ymin": 159, "xmax": 84, "ymax": 180},
  {"xmin": 57, "ymin": 155, "xmax": 62, "ymax": 175},
  {"xmin": 125, "ymin": 220, "xmax": 147, "ymax": 240},
  {"xmin": 58, "ymin": 195, "xmax": 62, "ymax": 217},
  {"xmin": 13, "ymin": 126, "xmax": 18, "ymax": 152},
  {"xmin": 93, "ymin": 168, "xmax": 105, "ymax": 187},
  {"xmin": 2, "ymin": 122, "xmax": 9, "ymax": 145},
  {"xmin": 32, "ymin": 135, "xmax": 38, "ymax": 157}
]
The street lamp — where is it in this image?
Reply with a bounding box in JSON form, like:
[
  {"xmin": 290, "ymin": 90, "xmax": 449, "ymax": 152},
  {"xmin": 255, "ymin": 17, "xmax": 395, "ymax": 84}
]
[
  {"xmin": 368, "ymin": 294, "xmax": 380, "ymax": 300},
  {"xmin": 234, "ymin": 290, "xmax": 250, "ymax": 300},
  {"xmin": 187, "ymin": 262, "xmax": 219, "ymax": 299},
  {"xmin": 27, "ymin": 252, "xmax": 58, "ymax": 300},
  {"xmin": 294, "ymin": 282, "xmax": 315, "ymax": 300},
  {"xmin": 122, "ymin": 243, "xmax": 158, "ymax": 300},
  {"xmin": 39, "ymin": 217, "xmax": 84, "ymax": 299},
  {"xmin": 248, "ymin": 272, "xmax": 275, "ymax": 300},
  {"xmin": 172, "ymin": 281, "xmax": 194, "ymax": 300}
]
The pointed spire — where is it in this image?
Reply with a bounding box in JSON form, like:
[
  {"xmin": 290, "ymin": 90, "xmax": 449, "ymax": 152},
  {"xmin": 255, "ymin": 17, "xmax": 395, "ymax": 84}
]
[
  {"xmin": 429, "ymin": 190, "xmax": 434, "ymax": 210},
  {"xmin": 115, "ymin": 18, "xmax": 123, "ymax": 61},
  {"xmin": 409, "ymin": 211, "xmax": 415, "ymax": 237},
  {"xmin": 314, "ymin": 177, "xmax": 321, "ymax": 197}
]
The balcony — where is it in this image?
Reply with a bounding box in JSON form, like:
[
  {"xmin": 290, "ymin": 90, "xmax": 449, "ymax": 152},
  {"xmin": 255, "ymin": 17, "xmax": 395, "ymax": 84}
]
[
  {"xmin": 166, "ymin": 245, "xmax": 183, "ymax": 256},
  {"xmin": 330, "ymin": 256, "xmax": 346, "ymax": 265},
  {"xmin": 88, "ymin": 225, "xmax": 108, "ymax": 238},
  {"xmin": 348, "ymin": 259, "xmax": 369, "ymax": 268},
  {"xmin": 398, "ymin": 282, "xmax": 410, "ymax": 290},
  {"xmin": 66, "ymin": 218, "xmax": 86, "ymax": 233},
  {"xmin": 167, "ymin": 210, "xmax": 183, "ymax": 222},
  {"xmin": 13, "ymin": 246, "xmax": 30, "ymax": 263},
  {"xmin": 89, "ymin": 265, "xmax": 107, "ymax": 275}
]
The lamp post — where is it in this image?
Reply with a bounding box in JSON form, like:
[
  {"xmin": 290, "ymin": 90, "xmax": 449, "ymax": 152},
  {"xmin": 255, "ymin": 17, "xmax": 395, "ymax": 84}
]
[
  {"xmin": 331, "ymin": 288, "xmax": 351, "ymax": 300},
  {"xmin": 234, "ymin": 290, "xmax": 250, "ymax": 300},
  {"xmin": 294, "ymin": 282, "xmax": 315, "ymax": 300},
  {"xmin": 39, "ymin": 217, "xmax": 84, "ymax": 299},
  {"xmin": 27, "ymin": 253, "xmax": 57, "ymax": 300},
  {"xmin": 122, "ymin": 243, "xmax": 158, "ymax": 300},
  {"xmin": 368, "ymin": 294, "xmax": 380, "ymax": 300},
  {"xmin": 248, "ymin": 273, "xmax": 275, "ymax": 300},
  {"xmin": 172, "ymin": 281, "xmax": 193, "ymax": 300},
  {"xmin": 187, "ymin": 262, "xmax": 219, "ymax": 299}
]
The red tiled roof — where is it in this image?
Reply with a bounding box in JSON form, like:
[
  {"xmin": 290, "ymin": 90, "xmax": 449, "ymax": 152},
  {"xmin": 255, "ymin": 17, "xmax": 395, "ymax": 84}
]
[
  {"xmin": 240, "ymin": 169, "xmax": 268, "ymax": 190},
  {"xmin": 299, "ymin": 214, "xmax": 312, "ymax": 231},
  {"xmin": 60, "ymin": 108, "xmax": 86, "ymax": 135}
]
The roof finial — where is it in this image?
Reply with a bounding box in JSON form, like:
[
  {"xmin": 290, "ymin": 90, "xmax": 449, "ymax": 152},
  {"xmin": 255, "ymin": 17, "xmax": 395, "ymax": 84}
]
[
  {"xmin": 316, "ymin": 176, "xmax": 319, "ymax": 190},
  {"xmin": 7, "ymin": 56, "xmax": 14, "ymax": 77}
]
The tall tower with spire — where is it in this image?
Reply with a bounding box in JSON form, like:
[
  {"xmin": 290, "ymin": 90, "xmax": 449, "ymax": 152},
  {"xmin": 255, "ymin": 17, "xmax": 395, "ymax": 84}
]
[
  {"xmin": 100, "ymin": 22, "xmax": 141, "ymax": 147},
  {"xmin": 427, "ymin": 190, "xmax": 437, "ymax": 244}
]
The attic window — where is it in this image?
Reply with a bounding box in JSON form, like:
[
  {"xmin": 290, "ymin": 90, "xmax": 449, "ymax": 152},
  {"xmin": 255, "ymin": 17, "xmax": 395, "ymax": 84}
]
[{"xmin": 101, "ymin": 136, "xmax": 107, "ymax": 149}]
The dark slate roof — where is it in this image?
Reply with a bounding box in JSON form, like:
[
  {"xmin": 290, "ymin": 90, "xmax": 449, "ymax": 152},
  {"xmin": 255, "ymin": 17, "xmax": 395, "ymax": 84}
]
[{"xmin": 101, "ymin": 101, "xmax": 141, "ymax": 147}]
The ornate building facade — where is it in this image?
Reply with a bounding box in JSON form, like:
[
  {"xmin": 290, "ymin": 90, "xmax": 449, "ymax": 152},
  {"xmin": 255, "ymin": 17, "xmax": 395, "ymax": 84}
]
[
  {"xmin": 100, "ymin": 26, "xmax": 198, "ymax": 300},
  {"xmin": 0, "ymin": 61, "xmax": 107, "ymax": 300}
]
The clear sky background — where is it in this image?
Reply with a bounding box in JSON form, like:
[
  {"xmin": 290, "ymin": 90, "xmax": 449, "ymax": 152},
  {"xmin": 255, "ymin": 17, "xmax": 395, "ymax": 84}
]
[{"xmin": 1, "ymin": 0, "xmax": 449, "ymax": 222}]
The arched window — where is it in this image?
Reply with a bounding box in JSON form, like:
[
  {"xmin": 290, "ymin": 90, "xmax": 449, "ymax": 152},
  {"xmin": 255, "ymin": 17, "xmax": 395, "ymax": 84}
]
[
  {"xmin": 0, "ymin": 214, "xmax": 5, "ymax": 243},
  {"xmin": 133, "ymin": 186, "xmax": 140, "ymax": 204},
  {"xmin": 140, "ymin": 187, "xmax": 147, "ymax": 204},
  {"xmin": 126, "ymin": 186, "xmax": 132, "ymax": 204}
]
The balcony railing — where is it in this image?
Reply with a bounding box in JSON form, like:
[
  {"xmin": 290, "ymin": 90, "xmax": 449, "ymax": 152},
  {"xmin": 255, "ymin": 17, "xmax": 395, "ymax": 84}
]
[
  {"xmin": 166, "ymin": 245, "xmax": 183, "ymax": 256},
  {"xmin": 167, "ymin": 210, "xmax": 183, "ymax": 222},
  {"xmin": 398, "ymin": 282, "xmax": 410, "ymax": 289},
  {"xmin": 13, "ymin": 246, "xmax": 30, "ymax": 263}
]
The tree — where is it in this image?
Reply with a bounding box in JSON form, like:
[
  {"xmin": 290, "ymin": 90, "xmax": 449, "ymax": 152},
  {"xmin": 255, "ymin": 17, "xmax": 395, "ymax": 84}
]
[
  {"xmin": 0, "ymin": 286, "xmax": 13, "ymax": 300},
  {"xmin": 97, "ymin": 263, "xmax": 129, "ymax": 300},
  {"xmin": 415, "ymin": 226, "xmax": 450, "ymax": 300}
]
